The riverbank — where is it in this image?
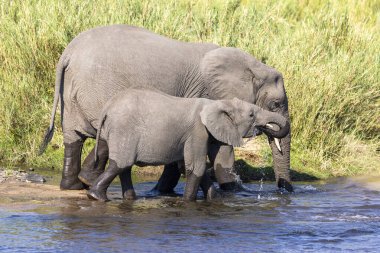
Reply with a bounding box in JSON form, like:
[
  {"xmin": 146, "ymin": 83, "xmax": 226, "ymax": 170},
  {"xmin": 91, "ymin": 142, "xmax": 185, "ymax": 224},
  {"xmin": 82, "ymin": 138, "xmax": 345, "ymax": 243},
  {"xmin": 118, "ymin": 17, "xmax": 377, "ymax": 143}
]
[
  {"xmin": 1, "ymin": 171, "xmax": 379, "ymax": 203},
  {"xmin": 0, "ymin": 181, "xmax": 87, "ymax": 202}
]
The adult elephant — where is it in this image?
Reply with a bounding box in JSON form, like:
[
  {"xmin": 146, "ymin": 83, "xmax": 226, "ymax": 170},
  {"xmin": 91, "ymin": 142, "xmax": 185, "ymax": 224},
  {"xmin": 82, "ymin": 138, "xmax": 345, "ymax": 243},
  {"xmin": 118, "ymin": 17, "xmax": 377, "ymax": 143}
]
[{"xmin": 40, "ymin": 25, "xmax": 293, "ymax": 193}]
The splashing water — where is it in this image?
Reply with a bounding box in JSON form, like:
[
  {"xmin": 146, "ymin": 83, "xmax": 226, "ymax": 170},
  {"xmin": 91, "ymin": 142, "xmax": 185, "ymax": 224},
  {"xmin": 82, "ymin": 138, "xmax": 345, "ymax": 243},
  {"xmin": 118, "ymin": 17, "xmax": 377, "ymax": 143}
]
[
  {"xmin": 257, "ymin": 178, "xmax": 264, "ymax": 200},
  {"xmin": 220, "ymin": 164, "xmax": 244, "ymax": 191}
]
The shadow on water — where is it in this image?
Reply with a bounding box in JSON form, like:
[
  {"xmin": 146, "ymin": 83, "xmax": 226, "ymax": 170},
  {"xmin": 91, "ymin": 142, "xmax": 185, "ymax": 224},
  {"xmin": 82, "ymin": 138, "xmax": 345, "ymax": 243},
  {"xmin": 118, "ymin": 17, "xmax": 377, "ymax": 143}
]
[
  {"xmin": 232, "ymin": 159, "xmax": 319, "ymax": 183},
  {"xmin": 0, "ymin": 169, "xmax": 380, "ymax": 252}
]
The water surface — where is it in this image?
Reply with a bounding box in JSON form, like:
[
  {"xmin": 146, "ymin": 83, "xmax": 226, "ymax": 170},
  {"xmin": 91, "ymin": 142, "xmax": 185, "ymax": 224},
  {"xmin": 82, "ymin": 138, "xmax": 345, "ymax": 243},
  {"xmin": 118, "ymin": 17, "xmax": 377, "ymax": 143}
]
[{"xmin": 0, "ymin": 175, "xmax": 379, "ymax": 252}]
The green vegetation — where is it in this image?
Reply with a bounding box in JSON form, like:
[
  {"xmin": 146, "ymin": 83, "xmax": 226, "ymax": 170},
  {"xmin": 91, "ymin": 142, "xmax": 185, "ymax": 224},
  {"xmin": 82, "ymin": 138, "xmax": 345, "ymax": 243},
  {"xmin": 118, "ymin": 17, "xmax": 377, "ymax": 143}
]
[{"xmin": 1, "ymin": 0, "xmax": 379, "ymax": 179}]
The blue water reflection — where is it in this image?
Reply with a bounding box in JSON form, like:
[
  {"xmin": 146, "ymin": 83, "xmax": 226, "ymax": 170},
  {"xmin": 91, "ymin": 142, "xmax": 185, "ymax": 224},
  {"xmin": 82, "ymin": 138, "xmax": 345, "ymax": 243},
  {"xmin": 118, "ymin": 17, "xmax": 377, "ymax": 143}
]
[{"xmin": 1, "ymin": 178, "xmax": 379, "ymax": 252}]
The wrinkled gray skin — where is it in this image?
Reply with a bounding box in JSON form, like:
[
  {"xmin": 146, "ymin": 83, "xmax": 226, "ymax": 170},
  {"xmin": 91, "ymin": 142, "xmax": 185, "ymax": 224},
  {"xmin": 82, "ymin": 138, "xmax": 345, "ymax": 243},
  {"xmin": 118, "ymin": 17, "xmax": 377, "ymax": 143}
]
[
  {"xmin": 86, "ymin": 89, "xmax": 289, "ymax": 202},
  {"xmin": 41, "ymin": 24, "xmax": 292, "ymax": 192}
]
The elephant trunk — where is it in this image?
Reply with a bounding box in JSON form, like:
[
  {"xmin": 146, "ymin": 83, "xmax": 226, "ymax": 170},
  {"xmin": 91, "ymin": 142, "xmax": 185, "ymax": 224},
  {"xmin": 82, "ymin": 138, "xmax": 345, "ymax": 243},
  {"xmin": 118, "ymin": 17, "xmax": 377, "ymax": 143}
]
[
  {"xmin": 255, "ymin": 106, "xmax": 293, "ymax": 192},
  {"xmin": 269, "ymin": 114, "xmax": 292, "ymax": 192}
]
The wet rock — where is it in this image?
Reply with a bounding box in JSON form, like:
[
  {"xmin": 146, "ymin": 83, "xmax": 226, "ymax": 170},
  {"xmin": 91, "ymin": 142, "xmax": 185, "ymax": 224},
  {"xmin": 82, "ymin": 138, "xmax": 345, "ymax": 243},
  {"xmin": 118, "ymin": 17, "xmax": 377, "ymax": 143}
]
[
  {"xmin": 0, "ymin": 168, "xmax": 45, "ymax": 184},
  {"xmin": 25, "ymin": 173, "xmax": 46, "ymax": 183}
]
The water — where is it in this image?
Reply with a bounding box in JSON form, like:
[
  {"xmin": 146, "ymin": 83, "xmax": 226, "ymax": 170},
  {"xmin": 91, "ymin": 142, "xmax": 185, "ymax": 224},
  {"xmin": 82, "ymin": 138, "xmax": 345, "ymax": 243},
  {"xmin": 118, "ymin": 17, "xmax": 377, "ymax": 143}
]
[{"xmin": 1, "ymin": 175, "xmax": 379, "ymax": 252}]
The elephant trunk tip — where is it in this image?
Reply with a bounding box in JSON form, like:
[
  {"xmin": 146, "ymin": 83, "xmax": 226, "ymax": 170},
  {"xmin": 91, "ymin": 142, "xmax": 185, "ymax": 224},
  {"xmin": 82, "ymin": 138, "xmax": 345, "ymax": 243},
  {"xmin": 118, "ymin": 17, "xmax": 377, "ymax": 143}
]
[{"xmin": 278, "ymin": 178, "xmax": 294, "ymax": 193}]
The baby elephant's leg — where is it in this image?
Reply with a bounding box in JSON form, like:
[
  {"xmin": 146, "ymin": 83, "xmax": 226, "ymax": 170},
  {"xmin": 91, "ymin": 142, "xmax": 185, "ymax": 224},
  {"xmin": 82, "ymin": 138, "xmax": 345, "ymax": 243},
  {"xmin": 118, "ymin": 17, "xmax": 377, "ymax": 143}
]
[
  {"xmin": 183, "ymin": 130, "xmax": 208, "ymax": 201},
  {"xmin": 184, "ymin": 173, "xmax": 202, "ymax": 201},
  {"xmin": 87, "ymin": 159, "xmax": 125, "ymax": 202},
  {"xmin": 119, "ymin": 168, "xmax": 136, "ymax": 200},
  {"xmin": 79, "ymin": 139, "xmax": 109, "ymax": 186},
  {"xmin": 183, "ymin": 158, "xmax": 207, "ymax": 201}
]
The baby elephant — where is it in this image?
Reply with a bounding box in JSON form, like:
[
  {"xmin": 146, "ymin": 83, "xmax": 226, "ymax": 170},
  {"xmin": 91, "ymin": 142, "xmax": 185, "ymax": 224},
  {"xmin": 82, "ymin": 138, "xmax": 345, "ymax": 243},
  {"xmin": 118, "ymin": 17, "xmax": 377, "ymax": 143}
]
[{"xmin": 87, "ymin": 88, "xmax": 289, "ymax": 202}]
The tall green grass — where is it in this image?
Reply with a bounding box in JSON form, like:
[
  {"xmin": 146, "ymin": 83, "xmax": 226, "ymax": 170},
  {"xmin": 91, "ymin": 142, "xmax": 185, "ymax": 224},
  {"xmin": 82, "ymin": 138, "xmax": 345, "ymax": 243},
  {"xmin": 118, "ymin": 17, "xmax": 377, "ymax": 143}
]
[{"xmin": 1, "ymin": 0, "xmax": 379, "ymax": 178}]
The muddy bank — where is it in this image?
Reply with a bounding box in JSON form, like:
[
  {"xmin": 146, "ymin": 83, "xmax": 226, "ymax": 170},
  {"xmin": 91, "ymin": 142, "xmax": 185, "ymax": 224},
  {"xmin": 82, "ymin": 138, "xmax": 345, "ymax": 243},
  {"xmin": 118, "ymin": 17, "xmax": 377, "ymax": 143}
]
[
  {"xmin": 1, "ymin": 164, "xmax": 380, "ymax": 210},
  {"xmin": 0, "ymin": 181, "xmax": 87, "ymax": 201},
  {"xmin": 0, "ymin": 168, "xmax": 87, "ymax": 203}
]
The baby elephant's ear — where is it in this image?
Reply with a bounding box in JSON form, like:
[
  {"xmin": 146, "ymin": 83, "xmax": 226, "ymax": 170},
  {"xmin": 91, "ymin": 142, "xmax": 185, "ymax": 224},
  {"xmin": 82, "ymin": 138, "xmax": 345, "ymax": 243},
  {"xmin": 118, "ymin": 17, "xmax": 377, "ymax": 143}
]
[{"xmin": 200, "ymin": 101, "xmax": 243, "ymax": 147}]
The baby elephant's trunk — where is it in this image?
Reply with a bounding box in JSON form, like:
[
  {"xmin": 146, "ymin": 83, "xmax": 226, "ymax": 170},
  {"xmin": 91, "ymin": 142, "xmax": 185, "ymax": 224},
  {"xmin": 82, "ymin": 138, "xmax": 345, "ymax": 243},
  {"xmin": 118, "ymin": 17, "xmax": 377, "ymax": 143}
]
[{"xmin": 255, "ymin": 109, "xmax": 290, "ymax": 139}]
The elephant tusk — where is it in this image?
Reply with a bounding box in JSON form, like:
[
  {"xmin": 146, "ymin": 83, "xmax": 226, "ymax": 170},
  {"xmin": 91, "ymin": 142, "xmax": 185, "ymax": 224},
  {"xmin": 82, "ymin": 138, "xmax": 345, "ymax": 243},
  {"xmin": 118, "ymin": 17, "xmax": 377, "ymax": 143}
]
[
  {"xmin": 266, "ymin": 123, "xmax": 274, "ymax": 129},
  {"xmin": 274, "ymin": 138, "xmax": 282, "ymax": 152}
]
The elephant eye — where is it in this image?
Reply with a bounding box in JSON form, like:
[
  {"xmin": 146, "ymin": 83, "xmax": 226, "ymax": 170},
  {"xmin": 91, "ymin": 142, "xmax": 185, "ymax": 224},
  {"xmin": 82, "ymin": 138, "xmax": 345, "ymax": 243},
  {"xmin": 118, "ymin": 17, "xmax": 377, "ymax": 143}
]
[
  {"xmin": 270, "ymin": 101, "xmax": 282, "ymax": 111},
  {"xmin": 249, "ymin": 112, "xmax": 254, "ymax": 117}
]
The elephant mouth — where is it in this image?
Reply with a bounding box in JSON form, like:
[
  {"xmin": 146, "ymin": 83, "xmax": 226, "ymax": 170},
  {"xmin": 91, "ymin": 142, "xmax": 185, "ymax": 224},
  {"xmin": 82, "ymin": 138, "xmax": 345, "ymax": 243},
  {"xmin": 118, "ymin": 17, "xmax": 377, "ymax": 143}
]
[{"xmin": 242, "ymin": 126, "xmax": 262, "ymax": 139}]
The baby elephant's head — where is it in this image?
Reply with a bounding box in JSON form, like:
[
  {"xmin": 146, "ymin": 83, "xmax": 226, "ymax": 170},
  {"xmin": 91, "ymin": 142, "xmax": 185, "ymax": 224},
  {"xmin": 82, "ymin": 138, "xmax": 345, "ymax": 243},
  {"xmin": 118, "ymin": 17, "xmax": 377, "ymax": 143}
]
[{"xmin": 200, "ymin": 98, "xmax": 290, "ymax": 147}]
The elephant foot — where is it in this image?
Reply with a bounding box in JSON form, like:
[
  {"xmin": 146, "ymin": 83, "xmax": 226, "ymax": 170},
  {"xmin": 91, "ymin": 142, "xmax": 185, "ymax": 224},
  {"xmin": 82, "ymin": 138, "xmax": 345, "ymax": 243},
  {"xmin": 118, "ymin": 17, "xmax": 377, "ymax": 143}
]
[
  {"xmin": 278, "ymin": 178, "xmax": 294, "ymax": 192},
  {"xmin": 78, "ymin": 169, "xmax": 103, "ymax": 187},
  {"xmin": 60, "ymin": 178, "xmax": 86, "ymax": 190},
  {"xmin": 79, "ymin": 140, "xmax": 109, "ymax": 186},
  {"xmin": 123, "ymin": 189, "xmax": 137, "ymax": 200},
  {"xmin": 61, "ymin": 140, "xmax": 86, "ymax": 190},
  {"xmin": 206, "ymin": 185, "xmax": 219, "ymax": 201},
  {"xmin": 87, "ymin": 189, "xmax": 109, "ymax": 202},
  {"xmin": 200, "ymin": 172, "xmax": 218, "ymax": 201},
  {"xmin": 220, "ymin": 182, "xmax": 240, "ymax": 191},
  {"xmin": 183, "ymin": 173, "xmax": 202, "ymax": 202}
]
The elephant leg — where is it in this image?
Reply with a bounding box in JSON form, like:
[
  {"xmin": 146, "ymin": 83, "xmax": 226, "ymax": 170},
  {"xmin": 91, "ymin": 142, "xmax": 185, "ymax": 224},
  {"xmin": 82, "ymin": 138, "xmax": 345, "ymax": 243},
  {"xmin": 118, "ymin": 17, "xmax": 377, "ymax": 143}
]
[
  {"xmin": 78, "ymin": 139, "xmax": 109, "ymax": 186},
  {"xmin": 87, "ymin": 159, "xmax": 125, "ymax": 202},
  {"xmin": 208, "ymin": 143, "xmax": 239, "ymax": 191},
  {"xmin": 199, "ymin": 173, "xmax": 217, "ymax": 201},
  {"xmin": 183, "ymin": 135, "xmax": 208, "ymax": 201},
  {"xmin": 119, "ymin": 168, "xmax": 136, "ymax": 200},
  {"xmin": 153, "ymin": 162, "xmax": 181, "ymax": 193},
  {"xmin": 183, "ymin": 173, "xmax": 202, "ymax": 201},
  {"xmin": 60, "ymin": 139, "xmax": 86, "ymax": 190}
]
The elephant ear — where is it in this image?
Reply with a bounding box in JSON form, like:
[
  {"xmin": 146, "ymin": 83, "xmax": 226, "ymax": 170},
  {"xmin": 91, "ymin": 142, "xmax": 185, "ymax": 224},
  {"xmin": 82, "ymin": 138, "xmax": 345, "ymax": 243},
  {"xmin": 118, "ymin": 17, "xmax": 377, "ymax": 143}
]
[
  {"xmin": 200, "ymin": 101, "xmax": 243, "ymax": 147},
  {"xmin": 200, "ymin": 47, "xmax": 263, "ymax": 103}
]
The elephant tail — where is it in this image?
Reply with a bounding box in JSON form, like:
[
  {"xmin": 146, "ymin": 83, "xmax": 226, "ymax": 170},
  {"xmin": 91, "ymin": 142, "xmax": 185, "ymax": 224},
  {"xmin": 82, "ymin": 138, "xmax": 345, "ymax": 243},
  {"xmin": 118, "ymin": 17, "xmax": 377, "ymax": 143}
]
[
  {"xmin": 95, "ymin": 114, "xmax": 107, "ymax": 163},
  {"xmin": 38, "ymin": 56, "xmax": 69, "ymax": 155}
]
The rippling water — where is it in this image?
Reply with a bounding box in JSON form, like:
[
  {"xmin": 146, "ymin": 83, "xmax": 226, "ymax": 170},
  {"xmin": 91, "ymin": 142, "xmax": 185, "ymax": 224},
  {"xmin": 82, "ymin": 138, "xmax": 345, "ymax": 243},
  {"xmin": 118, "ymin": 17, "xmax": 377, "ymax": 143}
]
[{"xmin": 1, "ymin": 176, "xmax": 379, "ymax": 252}]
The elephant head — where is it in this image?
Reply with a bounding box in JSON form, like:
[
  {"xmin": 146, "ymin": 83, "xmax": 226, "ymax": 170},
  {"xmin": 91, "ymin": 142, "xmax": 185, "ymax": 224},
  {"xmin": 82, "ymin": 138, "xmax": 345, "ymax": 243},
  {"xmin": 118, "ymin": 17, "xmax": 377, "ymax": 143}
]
[
  {"xmin": 200, "ymin": 98, "xmax": 290, "ymax": 149},
  {"xmin": 200, "ymin": 47, "xmax": 293, "ymax": 192}
]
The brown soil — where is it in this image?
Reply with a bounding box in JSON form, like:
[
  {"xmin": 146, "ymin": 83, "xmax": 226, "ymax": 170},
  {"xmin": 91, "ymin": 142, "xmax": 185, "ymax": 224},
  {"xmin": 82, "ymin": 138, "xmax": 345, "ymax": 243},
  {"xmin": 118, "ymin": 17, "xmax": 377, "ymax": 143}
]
[
  {"xmin": 235, "ymin": 138, "xmax": 265, "ymax": 163},
  {"xmin": 0, "ymin": 181, "xmax": 87, "ymax": 201},
  {"xmin": 133, "ymin": 165, "xmax": 164, "ymax": 177}
]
